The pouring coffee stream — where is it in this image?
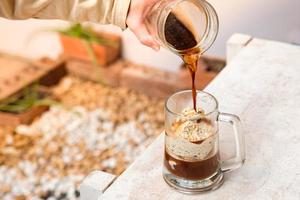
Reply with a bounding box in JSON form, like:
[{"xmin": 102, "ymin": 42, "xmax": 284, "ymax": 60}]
[
  {"xmin": 165, "ymin": 12, "xmax": 202, "ymax": 112},
  {"xmin": 182, "ymin": 50, "xmax": 201, "ymax": 112}
]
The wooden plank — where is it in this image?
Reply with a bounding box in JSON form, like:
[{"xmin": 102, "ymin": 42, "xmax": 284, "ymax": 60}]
[
  {"xmin": 102, "ymin": 37, "xmax": 300, "ymax": 199},
  {"xmin": 0, "ymin": 55, "xmax": 66, "ymax": 126},
  {"xmin": 0, "ymin": 53, "xmax": 65, "ymax": 101},
  {"xmin": 66, "ymin": 59, "xmax": 125, "ymax": 87},
  {"xmin": 0, "ymin": 106, "xmax": 49, "ymax": 126},
  {"xmin": 120, "ymin": 62, "xmax": 180, "ymax": 99}
]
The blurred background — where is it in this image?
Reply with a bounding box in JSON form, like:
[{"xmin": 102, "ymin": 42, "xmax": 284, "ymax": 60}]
[{"xmin": 0, "ymin": 0, "xmax": 299, "ymax": 71}]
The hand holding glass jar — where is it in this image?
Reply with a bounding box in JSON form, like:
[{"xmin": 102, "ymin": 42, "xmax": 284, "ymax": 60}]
[{"xmin": 127, "ymin": 0, "xmax": 219, "ymax": 54}]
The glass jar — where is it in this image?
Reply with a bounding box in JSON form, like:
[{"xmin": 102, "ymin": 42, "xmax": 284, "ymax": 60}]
[{"xmin": 145, "ymin": 0, "xmax": 219, "ymax": 54}]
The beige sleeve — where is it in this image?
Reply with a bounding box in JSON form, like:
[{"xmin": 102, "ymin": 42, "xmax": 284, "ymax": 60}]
[{"xmin": 0, "ymin": 0, "xmax": 131, "ymax": 29}]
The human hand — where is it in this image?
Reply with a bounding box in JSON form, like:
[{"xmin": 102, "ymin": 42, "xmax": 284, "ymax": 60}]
[{"xmin": 126, "ymin": 0, "xmax": 161, "ymax": 51}]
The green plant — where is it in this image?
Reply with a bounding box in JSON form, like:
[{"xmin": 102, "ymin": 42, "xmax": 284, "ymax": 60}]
[
  {"xmin": 57, "ymin": 23, "xmax": 117, "ymax": 47},
  {"xmin": 0, "ymin": 84, "xmax": 58, "ymax": 113},
  {"xmin": 58, "ymin": 24, "xmax": 118, "ymax": 85}
]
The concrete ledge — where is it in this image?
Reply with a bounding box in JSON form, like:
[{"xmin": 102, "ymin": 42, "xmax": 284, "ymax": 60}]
[
  {"xmin": 102, "ymin": 36, "xmax": 300, "ymax": 199},
  {"xmin": 226, "ymin": 33, "xmax": 252, "ymax": 62},
  {"xmin": 80, "ymin": 171, "xmax": 116, "ymax": 200}
]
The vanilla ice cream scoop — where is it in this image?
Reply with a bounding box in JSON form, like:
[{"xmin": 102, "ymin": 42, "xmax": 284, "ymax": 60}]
[{"xmin": 166, "ymin": 108, "xmax": 217, "ymax": 161}]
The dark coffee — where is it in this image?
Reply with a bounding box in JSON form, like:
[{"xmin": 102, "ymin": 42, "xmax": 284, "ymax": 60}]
[
  {"xmin": 165, "ymin": 12, "xmax": 198, "ymax": 50},
  {"xmin": 164, "ymin": 149, "xmax": 220, "ymax": 180},
  {"xmin": 165, "ymin": 12, "xmax": 201, "ymax": 111},
  {"xmin": 181, "ymin": 49, "xmax": 200, "ymax": 111}
]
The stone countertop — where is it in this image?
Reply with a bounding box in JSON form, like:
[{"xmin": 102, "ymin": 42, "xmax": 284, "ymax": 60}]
[{"xmin": 101, "ymin": 36, "xmax": 300, "ymax": 200}]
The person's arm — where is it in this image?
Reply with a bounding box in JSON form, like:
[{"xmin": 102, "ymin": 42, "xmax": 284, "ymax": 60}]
[
  {"xmin": 0, "ymin": 0, "xmax": 131, "ymax": 29},
  {"xmin": 0, "ymin": 0, "xmax": 160, "ymax": 50}
]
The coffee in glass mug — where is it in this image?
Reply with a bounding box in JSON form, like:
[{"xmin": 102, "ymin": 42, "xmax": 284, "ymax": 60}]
[{"xmin": 163, "ymin": 90, "xmax": 245, "ymax": 193}]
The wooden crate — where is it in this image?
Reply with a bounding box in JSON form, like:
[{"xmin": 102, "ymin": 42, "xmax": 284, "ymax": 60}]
[
  {"xmin": 0, "ymin": 54, "xmax": 66, "ymax": 100},
  {"xmin": 35, "ymin": 57, "xmax": 67, "ymax": 86},
  {"xmin": 0, "ymin": 53, "xmax": 66, "ymax": 126}
]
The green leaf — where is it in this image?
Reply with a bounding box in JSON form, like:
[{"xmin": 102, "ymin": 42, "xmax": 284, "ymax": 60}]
[
  {"xmin": 0, "ymin": 84, "xmax": 59, "ymax": 113},
  {"xmin": 56, "ymin": 23, "xmax": 118, "ymax": 85},
  {"xmin": 57, "ymin": 23, "xmax": 117, "ymax": 47}
]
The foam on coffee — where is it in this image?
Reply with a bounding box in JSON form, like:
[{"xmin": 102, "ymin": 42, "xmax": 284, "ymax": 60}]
[
  {"xmin": 166, "ymin": 134, "xmax": 216, "ymax": 161},
  {"xmin": 165, "ymin": 108, "xmax": 217, "ymax": 161}
]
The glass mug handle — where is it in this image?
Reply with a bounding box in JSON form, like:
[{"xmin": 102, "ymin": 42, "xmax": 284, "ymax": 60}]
[{"xmin": 218, "ymin": 113, "xmax": 245, "ymax": 172}]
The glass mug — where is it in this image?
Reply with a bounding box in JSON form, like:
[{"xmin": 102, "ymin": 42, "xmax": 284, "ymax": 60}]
[{"xmin": 163, "ymin": 90, "xmax": 245, "ymax": 193}]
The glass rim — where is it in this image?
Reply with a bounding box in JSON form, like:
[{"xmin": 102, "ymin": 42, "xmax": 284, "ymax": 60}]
[
  {"xmin": 159, "ymin": 0, "xmax": 219, "ymax": 54},
  {"xmin": 165, "ymin": 90, "xmax": 219, "ymax": 116}
]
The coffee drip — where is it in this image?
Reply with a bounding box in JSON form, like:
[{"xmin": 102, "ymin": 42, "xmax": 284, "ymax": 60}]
[{"xmin": 165, "ymin": 12, "xmax": 201, "ymax": 111}]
